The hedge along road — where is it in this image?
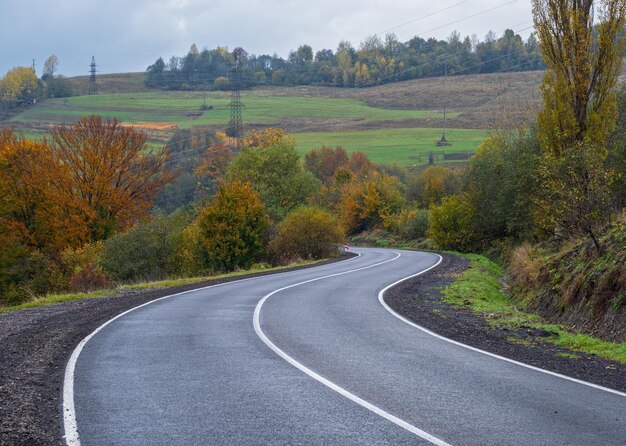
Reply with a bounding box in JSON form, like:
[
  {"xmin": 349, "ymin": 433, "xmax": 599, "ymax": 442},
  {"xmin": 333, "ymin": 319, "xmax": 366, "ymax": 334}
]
[{"xmin": 65, "ymin": 248, "xmax": 626, "ymax": 446}]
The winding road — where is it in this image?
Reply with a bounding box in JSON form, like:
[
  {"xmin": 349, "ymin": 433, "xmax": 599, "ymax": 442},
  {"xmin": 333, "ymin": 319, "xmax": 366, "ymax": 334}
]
[{"xmin": 64, "ymin": 248, "xmax": 626, "ymax": 445}]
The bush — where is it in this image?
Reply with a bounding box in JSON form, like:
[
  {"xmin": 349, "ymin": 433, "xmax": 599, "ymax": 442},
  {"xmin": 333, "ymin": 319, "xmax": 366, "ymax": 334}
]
[
  {"xmin": 0, "ymin": 250, "xmax": 66, "ymax": 305},
  {"xmin": 61, "ymin": 241, "xmax": 103, "ymax": 278},
  {"xmin": 101, "ymin": 211, "xmax": 192, "ymax": 281},
  {"xmin": 213, "ymin": 76, "xmax": 229, "ymax": 90},
  {"xmin": 69, "ymin": 262, "xmax": 110, "ymax": 292},
  {"xmin": 269, "ymin": 206, "xmax": 344, "ymax": 264},
  {"xmin": 427, "ymin": 194, "xmax": 478, "ymax": 252},
  {"xmin": 408, "ymin": 165, "xmax": 460, "ymax": 207},
  {"xmin": 386, "ymin": 207, "xmax": 429, "ymax": 240}
]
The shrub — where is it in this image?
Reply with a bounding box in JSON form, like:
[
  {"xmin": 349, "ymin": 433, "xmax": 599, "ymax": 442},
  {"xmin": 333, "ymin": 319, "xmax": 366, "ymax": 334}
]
[
  {"xmin": 427, "ymin": 194, "xmax": 478, "ymax": 252},
  {"xmin": 69, "ymin": 262, "xmax": 110, "ymax": 292},
  {"xmin": 386, "ymin": 207, "xmax": 429, "ymax": 240},
  {"xmin": 60, "ymin": 241, "xmax": 104, "ymax": 278},
  {"xmin": 0, "ymin": 250, "xmax": 66, "ymax": 305},
  {"xmin": 101, "ymin": 210, "xmax": 192, "ymax": 281},
  {"xmin": 269, "ymin": 206, "xmax": 344, "ymax": 264},
  {"xmin": 213, "ymin": 76, "xmax": 229, "ymax": 90}
]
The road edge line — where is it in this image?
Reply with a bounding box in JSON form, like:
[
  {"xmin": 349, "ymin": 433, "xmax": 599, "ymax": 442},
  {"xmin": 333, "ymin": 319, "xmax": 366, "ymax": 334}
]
[
  {"xmin": 253, "ymin": 250, "xmax": 452, "ymax": 446},
  {"xmin": 377, "ymin": 253, "xmax": 626, "ymax": 398},
  {"xmin": 62, "ymin": 254, "xmax": 361, "ymax": 446}
]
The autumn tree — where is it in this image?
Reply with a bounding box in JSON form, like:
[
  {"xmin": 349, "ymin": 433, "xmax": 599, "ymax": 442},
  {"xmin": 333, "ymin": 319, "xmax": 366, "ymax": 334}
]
[
  {"xmin": 340, "ymin": 173, "xmax": 404, "ymax": 234},
  {"xmin": 243, "ymin": 127, "xmax": 291, "ymax": 149},
  {"xmin": 0, "ymin": 130, "xmax": 86, "ymax": 252},
  {"xmin": 408, "ymin": 165, "xmax": 460, "ymax": 207},
  {"xmin": 50, "ymin": 116, "xmax": 173, "ymax": 240},
  {"xmin": 304, "ymin": 146, "xmax": 349, "ymax": 186},
  {"xmin": 195, "ymin": 131, "xmax": 235, "ymax": 192},
  {"xmin": 196, "ymin": 181, "xmax": 269, "ymax": 272},
  {"xmin": 0, "ymin": 67, "xmax": 39, "ymax": 108},
  {"xmin": 532, "ymin": 0, "xmax": 626, "ymax": 155},
  {"xmin": 532, "ymin": 0, "xmax": 626, "ymax": 250}
]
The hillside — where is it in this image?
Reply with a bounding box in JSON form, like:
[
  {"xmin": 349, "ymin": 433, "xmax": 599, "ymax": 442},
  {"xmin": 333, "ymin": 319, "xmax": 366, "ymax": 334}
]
[{"xmin": 2, "ymin": 70, "xmax": 544, "ymax": 166}]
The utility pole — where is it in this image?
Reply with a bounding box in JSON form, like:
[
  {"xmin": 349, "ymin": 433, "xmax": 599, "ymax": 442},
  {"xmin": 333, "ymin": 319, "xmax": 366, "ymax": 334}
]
[
  {"xmin": 88, "ymin": 56, "xmax": 98, "ymax": 95},
  {"xmin": 228, "ymin": 47, "xmax": 247, "ymax": 149},
  {"xmin": 437, "ymin": 59, "xmax": 451, "ymax": 147}
]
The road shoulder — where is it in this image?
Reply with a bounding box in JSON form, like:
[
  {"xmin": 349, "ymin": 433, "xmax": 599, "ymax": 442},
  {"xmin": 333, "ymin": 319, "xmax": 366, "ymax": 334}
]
[{"xmin": 385, "ymin": 253, "xmax": 625, "ymax": 393}]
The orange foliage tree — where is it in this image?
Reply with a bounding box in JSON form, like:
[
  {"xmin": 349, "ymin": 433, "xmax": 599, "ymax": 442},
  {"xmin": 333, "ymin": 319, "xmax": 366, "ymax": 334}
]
[
  {"xmin": 0, "ymin": 129, "xmax": 86, "ymax": 252},
  {"xmin": 51, "ymin": 116, "xmax": 173, "ymax": 240},
  {"xmin": 304, "ymin": 146, "xmax": 349, "ymax": 186},
  {"xmin": 195, "ymin": 131, "xmax": 235, "ymax": 190}
]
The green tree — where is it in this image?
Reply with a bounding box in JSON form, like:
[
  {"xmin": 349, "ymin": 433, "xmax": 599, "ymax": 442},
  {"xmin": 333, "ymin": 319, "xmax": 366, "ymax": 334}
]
[
  {"xmin": 101, "ymin": 211, "xmax": 192, "ymax": 281},
  {"xmin": 463, "ymin": 130, "xmax": 541, "ymax": 246},
  {"xmin": 427, "ymin": 194, "xmax": 477, "ymax": 252},
  {"xmin": 226, "ymin": 139, "xmax": 320, "ymax": 219},
  {"xmin": 196, "ymin": 181, "xmax": 269, "ymax": 272}
]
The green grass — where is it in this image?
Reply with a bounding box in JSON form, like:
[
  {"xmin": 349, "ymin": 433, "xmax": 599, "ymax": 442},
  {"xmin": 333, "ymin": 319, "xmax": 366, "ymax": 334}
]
[
  {"xmin": 11, "ymin": 91, "xmax": 451, "ymax": 129},
  {"xmin": 442, "ymin": 254, "xmax": 626, "ymax": 364},
  {"xmin": 0, "ymin": 259, "xmax": 321, "ymax": 314},
  {"xmin": 294, "ymin": 128, "xmax": 488, "ymax": 165}
]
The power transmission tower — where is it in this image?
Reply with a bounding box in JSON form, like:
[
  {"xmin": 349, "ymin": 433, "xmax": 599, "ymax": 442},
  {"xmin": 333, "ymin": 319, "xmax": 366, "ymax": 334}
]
[
  {"xmin": 88, "ymin": 56, "xmax": 98, "ymax": 95},
  {"xmin": 228, "ymin": 48, "xmax": 247, "ymax": 148}
]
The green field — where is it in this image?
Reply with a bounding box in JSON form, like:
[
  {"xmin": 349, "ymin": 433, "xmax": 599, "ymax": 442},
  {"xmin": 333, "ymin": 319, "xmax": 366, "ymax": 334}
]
[
  {"xmin": 8, "ymin": 88, "xmax": 490, "ymax": 166},
  {"xmin": 12, "ymin": 91, "xmax": 454, "ymax": 128},
  {"xmin": 295, "ymin": 128, "xmax": 488, "ymax": 165}
]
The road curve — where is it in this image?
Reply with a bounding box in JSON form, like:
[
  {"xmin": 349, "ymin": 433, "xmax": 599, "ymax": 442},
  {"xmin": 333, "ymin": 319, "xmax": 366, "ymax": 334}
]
[{"xmin": 66, "ymin": 248, "xmax": 626, "ymax": 445}]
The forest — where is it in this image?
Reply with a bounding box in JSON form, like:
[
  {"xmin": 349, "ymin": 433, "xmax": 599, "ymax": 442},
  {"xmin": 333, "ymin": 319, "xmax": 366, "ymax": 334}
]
[{"xmin": 144, "ymin": 28, "xmax": 545, "ymax": 90}]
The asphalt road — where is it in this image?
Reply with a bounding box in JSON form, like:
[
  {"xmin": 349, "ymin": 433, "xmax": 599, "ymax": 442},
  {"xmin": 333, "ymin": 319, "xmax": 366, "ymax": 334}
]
[{"xmin": 67, "ymin": 248, "xmax": 626, "ymax": 445}]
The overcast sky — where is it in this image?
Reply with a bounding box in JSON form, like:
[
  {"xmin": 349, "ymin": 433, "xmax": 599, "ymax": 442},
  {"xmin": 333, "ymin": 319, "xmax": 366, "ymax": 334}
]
[{"xmin": 0, "ymin": 0, "xmax": 533, "ymax": 77}]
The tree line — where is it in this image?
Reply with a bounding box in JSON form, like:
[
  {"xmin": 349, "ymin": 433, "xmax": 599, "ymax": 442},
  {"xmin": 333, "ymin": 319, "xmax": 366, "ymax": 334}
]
[{"xmin": 145, "ymin": 29, "xmax": 545, "ymax": 90}]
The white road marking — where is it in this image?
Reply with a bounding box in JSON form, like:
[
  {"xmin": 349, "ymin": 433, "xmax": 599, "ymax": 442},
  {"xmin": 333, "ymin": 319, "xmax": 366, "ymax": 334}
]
[
  {"xmin": 254, "ymin": 251, "xmax": 452, "ymax": 446},
  {"xmin": 377, "ymin": 254, "xmax": 626, "ymax": 398},
  {"xmin": 62, "ymin": 255, "xmax": 361, "ymax": 446}
]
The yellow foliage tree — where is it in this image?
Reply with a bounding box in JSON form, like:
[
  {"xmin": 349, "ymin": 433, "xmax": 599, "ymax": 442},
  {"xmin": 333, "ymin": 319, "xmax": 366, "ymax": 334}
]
[
  {"xmin": 0, "ymin": 66, "xmax": 39, "ymax": 107},
  {"xmin": 532, "ymin": 0, "xmax": 626, "ymax": 156},
  {"xmin": 340, "ymin": 173, "xmax": 404, "ymax": 234},
  {"xmin": 196, "ymin": 180, "xmax": 269, "ymax": 272}
]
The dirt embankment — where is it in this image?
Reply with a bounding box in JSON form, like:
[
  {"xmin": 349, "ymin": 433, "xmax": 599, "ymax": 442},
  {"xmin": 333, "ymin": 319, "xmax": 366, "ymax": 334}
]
[{"xmin": 509, "ymin": 225, "xmax": 626, "ymax": 343}]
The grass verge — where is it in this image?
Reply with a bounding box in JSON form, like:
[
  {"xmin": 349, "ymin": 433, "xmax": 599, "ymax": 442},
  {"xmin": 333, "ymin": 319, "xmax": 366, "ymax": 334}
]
[
  {"xmin": 442, "ymin": 254, "xmax": 626, "ymax": 364},
  {"xmin": 0, "ymin": 259, "xmax": 321, "ymax": 314}
]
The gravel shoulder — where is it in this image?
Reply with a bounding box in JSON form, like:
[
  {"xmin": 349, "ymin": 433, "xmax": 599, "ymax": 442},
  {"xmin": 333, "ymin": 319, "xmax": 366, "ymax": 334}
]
[
  {"xmin": 385, "ymin": 253, "xmax": 625, "ymax": 393},
  {"xmin": 0, "ymin": 255, "xmax": 354, "ymax": 446}
]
